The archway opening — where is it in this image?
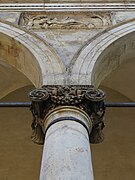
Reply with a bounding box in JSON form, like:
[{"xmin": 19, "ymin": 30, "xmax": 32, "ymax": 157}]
[
  {"xmin": 0, "ymin": 63, "xmax": 43, "ymax": 179},
  {"xmin": 91, "ymin": 34, "xmax": 135, "ymax": 180}
]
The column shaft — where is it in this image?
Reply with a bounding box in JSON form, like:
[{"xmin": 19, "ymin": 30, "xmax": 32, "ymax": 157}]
[{"xmin": 40, "ymin": 107, "xmax": 94, "ymax": 180}]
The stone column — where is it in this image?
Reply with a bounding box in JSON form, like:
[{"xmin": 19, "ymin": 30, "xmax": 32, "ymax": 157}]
[
  {"xmin": 40, "ymin": 106, "xmax": 93, "ymax": 180},
  {"xmin": 29, "ymin": 85, "xmax": 106, "ymax": 180}
]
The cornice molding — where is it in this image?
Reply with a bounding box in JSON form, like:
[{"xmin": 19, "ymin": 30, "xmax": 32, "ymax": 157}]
[{"xmin": 1, "ymin": 3, "xmax": 135, "ymax": 12}]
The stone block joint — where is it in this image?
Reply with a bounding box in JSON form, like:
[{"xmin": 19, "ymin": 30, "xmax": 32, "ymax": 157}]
[{"xmin": 29, "ymin": 85, "xmax": 106, "ymax": 145}]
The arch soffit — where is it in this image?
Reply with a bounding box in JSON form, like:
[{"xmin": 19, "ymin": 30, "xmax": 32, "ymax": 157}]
[
  {"xmin": 0, "ymin": 20, "xmax": 65, "ymax": 87},
  {"xmin": 70, "ymin": 19, "xmax": 135, "ymax": 86}
]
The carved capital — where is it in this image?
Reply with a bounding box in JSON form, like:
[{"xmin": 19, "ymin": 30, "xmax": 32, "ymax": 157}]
[{"xmin": 29, "ymin": 85, "xmax": 106, "ymax": 145}]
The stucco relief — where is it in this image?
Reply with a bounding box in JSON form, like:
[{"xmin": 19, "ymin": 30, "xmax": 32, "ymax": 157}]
[{"xmin": 20, "ymin": 12, "xmax": 112, "ymax": 29}]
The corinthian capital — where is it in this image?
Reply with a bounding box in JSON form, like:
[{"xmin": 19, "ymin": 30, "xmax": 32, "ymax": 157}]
[{"xmin": 29, "ymin": 85, "xmax": 106, "ymax": 145}]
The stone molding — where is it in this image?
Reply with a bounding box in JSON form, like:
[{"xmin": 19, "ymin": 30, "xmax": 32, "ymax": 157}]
[
  {"xmin": 1, "ymin": 3, "xmax": 135, "ymax": 12},
  {"xmin": 29, "ymin": 85, "xmax": 106, "ymax": 145},
  {"xmin": 44, "ymin": 106, "xmax": 92, "ymax": 137}
]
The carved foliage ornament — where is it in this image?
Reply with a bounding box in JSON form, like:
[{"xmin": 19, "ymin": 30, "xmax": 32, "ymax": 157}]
[{"xmin": 29, "ymin": 85, "xmax": 106, "ymax": 145}]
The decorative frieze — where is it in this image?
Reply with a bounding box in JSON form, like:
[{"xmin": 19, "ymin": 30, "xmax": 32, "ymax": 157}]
[
  {"xmin": 29, "ymin": 85, "xmax": 106, "ymax": 145},
  {"xmin": 20, "ymin": 12, "xmax": 112, "ymax": 30}
]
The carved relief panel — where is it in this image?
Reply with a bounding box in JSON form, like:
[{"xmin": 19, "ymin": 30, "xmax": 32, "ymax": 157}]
[{"xmin": 20, "ymin": 12, "xmax": 112, "ymax": 30}]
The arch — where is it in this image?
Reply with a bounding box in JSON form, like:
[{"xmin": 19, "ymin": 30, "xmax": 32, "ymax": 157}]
[
  {"xmin": 69, "ymin": 19, "xmax": 135, "ymax": 86},
  {"xmin": 0, "ymin": 20, "xmax": 65, "ymax": 87},
  {"xmin": 0, "ymin": 61, "xmax": 33, "ymax": 99}
]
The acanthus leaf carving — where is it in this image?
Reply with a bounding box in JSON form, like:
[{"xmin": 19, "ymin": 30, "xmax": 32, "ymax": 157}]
[{"xmin": 29, "ymin": 85, "xmax": 106, "ymax": 145}]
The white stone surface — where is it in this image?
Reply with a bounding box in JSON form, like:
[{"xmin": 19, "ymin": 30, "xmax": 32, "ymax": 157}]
[
  {"xmin": 40, "ymin": 106, "xmax": 94, "ymax": 180},
  {"xmin": 36, "ymin": 30, "xmax": 101, "ymax": 67},
  {"xmin": 112, "ymin": 12, "xmax": 135, "ymax": 25},
  {"xmin": 0, "ymin": 12, "xmax": 21, "ymax": 24}
]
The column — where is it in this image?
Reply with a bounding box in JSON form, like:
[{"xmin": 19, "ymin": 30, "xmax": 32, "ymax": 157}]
[
  {"xmin": 40, "ymin": 106, "xmax": 93, "ymax": 180},
  {"xmin": 29, "ymin": 85, "xmax": 105, "ymax": 180}
]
